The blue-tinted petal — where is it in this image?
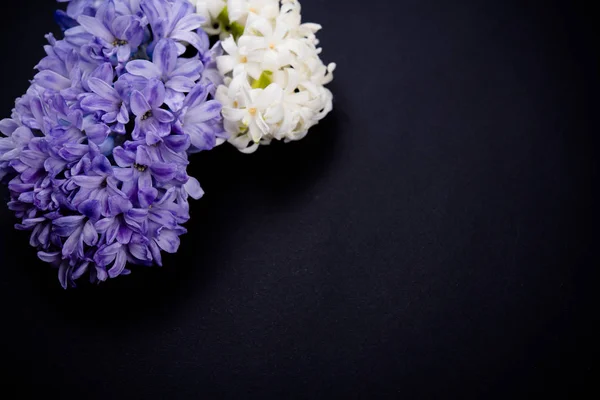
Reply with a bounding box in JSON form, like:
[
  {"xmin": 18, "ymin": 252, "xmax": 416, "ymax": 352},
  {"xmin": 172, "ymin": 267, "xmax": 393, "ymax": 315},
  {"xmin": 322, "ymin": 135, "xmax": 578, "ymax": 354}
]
[
  {"xmin": 77, "ymin": 15, "xmax": 114, "ymax": 43},
  {"xmin": 112, "ymin": 146, "xmax": 135, "ymax": 167},
  {"xmin": 184, "ymin": 176, "xmax": 204, "ymax": 200},
  {"xmin": 130, "ymin": 90, "xmax": 151, "ymax": 116},
  {"xmin": 78, "ymin": 198, "xmax": 101, "ymax": 220},
  {"xmin": 83, "ymin": 220, "xmax": 98, "ymax": 246},
  {"xmin": 155, "ymin": 229, "xmax": 180, "ymax": 253},
  {"xmin": 71, "ymin": 175, "xmax": 105, "ymax": 188},
  {"xmin": 149, "ymin": 162, "xmax": 177, "ymax": 182},
  {"xmin": 87, "ymin": 77, "xmax": 120, "ymax": 102},
  {"xmin": 153, "ymin": 38, "xmax": 177, "ymax": 75},
  {"xmin": 108, "ymin": 249, "xmax": 127, "ymax": 278},
  {"xmin": 34, "ymin": 70, "xmax": 72, "ymax": 91}
]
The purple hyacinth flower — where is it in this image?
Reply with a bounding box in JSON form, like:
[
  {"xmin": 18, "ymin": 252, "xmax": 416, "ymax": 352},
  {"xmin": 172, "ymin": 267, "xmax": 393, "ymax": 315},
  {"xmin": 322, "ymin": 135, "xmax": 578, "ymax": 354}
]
[
  {"xmin": 126, "ymin": 38, "xmax": 202, "ymax": 111},
  {"xmin": 141, "ymin": 0, "xmax": 205, "ymax": 55},
  {"xmin": 115, "ymin": 0, "xmax": 143, "ymax": 17},
  {"xmin": 93, "ymin": 241, "xmax": 128, "ymax": 279},
  {"xmin": 81, "ymin": 77, "xmax": 129, "ymax": 129},
  {"xmin": 1, "ymin": 122, "xmax": 33, "ymax": 180},
  {"xmin": 68, "ymin": 153, "xmax": 133, "ymax": 217},
  {"xmin": 177, "ymin": 83, "xmax": 223, "ymax": 152},
  {"xmin": 130, "ymin": 79, "xmax": 175, "ymax": 145},
  {"xmin": 57, "ymin": 0, "xmax": 104, "ymax": 19},
  {"xmin": 52, "ymin": 199, "xmax": 100, "ymax": 259},
  {"xmin": 116, "ymin": 188, "xmax": 189, "ymax": 266},
  {"xmin": 77, "ymin": 1, "xmax": 144, "ymax": 63},
  {"xmin": 1, "ymin": 0, "xmax": 226, "ymax": 288},
  {"xmin": 113, "ymin": 144, "xmax": 177, "ymax": 208}
]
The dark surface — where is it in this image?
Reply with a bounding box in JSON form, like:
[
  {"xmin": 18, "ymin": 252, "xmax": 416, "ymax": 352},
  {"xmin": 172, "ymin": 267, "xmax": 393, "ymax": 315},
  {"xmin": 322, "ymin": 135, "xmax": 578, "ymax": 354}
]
[{"xmin": 0, "ymin": 0, "xmax": 596, "ymax": 398}]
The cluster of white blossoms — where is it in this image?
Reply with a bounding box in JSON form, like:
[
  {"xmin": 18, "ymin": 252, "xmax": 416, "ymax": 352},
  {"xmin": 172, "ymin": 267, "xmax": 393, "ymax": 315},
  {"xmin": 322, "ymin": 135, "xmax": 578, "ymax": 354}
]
[{"xmin": 193, "ymin": 0, "xmax": 336, "ymax": 153}]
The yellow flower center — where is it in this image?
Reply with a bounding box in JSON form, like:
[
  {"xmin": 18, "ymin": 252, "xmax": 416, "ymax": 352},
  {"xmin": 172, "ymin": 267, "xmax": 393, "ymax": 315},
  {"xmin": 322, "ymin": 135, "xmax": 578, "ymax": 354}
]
[
  {"xmin": 233, "ymin": 101, "xmax": 239, "ymax": 108},
  {"xmin": 269, "ymin": 43, "xmax": 275, "ymax": 49},
  {"xmin": 240, "ymin": 56, "xmax": 247, "ymax": 63},
  {"xmin": 248, "ymin": 107, "xmax": 257, "ymax": 116}
]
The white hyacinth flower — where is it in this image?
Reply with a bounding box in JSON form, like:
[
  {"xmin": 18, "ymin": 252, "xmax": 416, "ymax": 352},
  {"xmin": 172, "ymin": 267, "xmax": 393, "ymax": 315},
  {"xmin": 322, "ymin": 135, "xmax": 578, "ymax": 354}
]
[
  {"xmin": 191, "ymin": 0, "xmax": 335, "ymax": 153},
  {"xmin": 195, "ymin": 0, "xmax": 227, "ymax": 35},
  {"xmin": 227, "ymin": 0, "xmax": 280, "ymax": 24}
]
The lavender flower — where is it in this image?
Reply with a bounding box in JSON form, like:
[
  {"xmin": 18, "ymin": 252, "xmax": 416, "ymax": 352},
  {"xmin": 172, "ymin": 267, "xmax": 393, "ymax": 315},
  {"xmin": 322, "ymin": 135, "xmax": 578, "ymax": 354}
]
[
  {"xmin": 129, "ymin": 79, "xmax": 175, "ymax": 144},
  {"xmin": 126, "ymin": 38, "xmax": 202, "ymax": 111},
  {"xmin": 0, "ymin": 0, "xmax": 225, "ymax": 288},
  {"xmin": 77, "ymin": 1, "xmax": 145, "ymax": 63},
  {"xmin": 141, "ymin": 0, "xmax": 205, "ymax": 54}
]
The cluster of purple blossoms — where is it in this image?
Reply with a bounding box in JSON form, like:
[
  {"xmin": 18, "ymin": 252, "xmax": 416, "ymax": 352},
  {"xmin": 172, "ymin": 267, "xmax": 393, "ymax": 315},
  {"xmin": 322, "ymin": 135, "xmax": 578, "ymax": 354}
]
[{"xmin": 0, "ymin": 0, "xmax": 226, "ymax": 288}]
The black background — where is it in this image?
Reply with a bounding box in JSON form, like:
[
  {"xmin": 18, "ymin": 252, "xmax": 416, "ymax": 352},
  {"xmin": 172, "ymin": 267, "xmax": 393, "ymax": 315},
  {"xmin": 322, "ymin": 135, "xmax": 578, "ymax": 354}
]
[{"xmin": 0, "ymin": 0, "xmax": 596, "ymax": 398}]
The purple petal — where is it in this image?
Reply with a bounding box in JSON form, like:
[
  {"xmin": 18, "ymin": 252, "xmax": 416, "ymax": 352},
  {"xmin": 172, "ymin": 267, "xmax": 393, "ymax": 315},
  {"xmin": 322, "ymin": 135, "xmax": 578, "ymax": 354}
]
[
  {"xmin": 92, "ymin": 155, "xmax": 113, "ymax": 176},
  {"xmin": 108, "ymin": 249, "xmax": 127, "ymax": 278},
  {"xmin": 185, "ymin": 122, "xmax": 216, "ymax": 151},
  {"xmin": 83, "ymin": 220, "xmax": 98, "ymax": 246},
  {"xmin": 96, "ymin": 266, "xmax": 108, "ymax": 282},
  {"xmin": 183, "ymin": 82, "xmax": 209, "ymax": 108},
  {"xmin": 95, "ymin": 217, "xmax": 114, "ymax": 233},
  {"xmin": 166, "ymin": 76, "xmax": 195, "ymax": 93},
  {"xmin": 108, "ymin": 194, "xmax": 132, "ymax": 216},
  {"xmin": 72, "ymin": 262, "xmax": 90, "ymax": 280},
  {"xmin": 117, "ymin": 44, "xmax": 132, "ymax": 63},
  {"xmin": 113, "ymin": 167, "xmax": 134, "ymax": 182},
  {"xmin": 126, "ymin": 60, "xmax": 162, "ymax": 79},
  {"xmin": 38, "ymin": 251, "xmax": 61, "ymax": 263},
  {"xmin": 111, "ymin": 15, "xmax": 133, "ymax": 41},
  {"xmin": 117, "ymin": 102, "xmax": 130, "ymax": 124},
  {"xmin": 155, "ymin": 229, "xmax": 180, "ymax": 253},
  {"xmin": 173, "ymin": 14, "xmax": 204, "ymax": 33},
  {"xmin": 164, "ymin": 134, "xmax": 190, "ymax": 153},
  {"xmin": 95, "ymin": 242, "xmax": 120, "ymax": 266},
  {"xmin": 130, "ymin": 90, "xmax": 151, "ymax": 116},
  {"xmin": 164, "ymin": 89, "xmax": 185, "ymax": 111},
  {"xmin": 149, "ymin": 162, "xmax": 177, "ymax": 182},
  {"xmin": 0, "ymin": 118, "xmax": 19, "ymax": 135},
  {"xmin": 138, "ymin": 186, "xmax": 158, "ymax": 208},
  {"xmin": 149, "ymin": 241, "xmax": 162, "ymax": 266},
  {"xmin": 138, "ymin": 170, "xmax": 152, "ymax": 190},
  {"xmin": 170, "ymin": 31, "xmax": 203, "ymax": 52},
  {"xmin": 62, "ymin": 226, "xmax": 83, "ymax": 257},
  {"xmin": 34, "ymin": 70, "xmax": 72, "ymax": 91},
  {"xmin": 58, "ymin": 262, "xmax": 71, "ymax": 289},
  {"xmin": 44, "ymin": 157, "xmax": 68, "ymax": 177},
  {"xmin": 186, "ymin": 100, "xmax": 222, "ymax": 123},
  {"xmin": 128, "ymin": 241, "xmax": 151, "ymax": 261},
  {"xmin": 153, "ymin": 108, "xmax": 174, "ymax": 123},
  {"xmin": 81, "ymin": 96, "xmax": 116, "ymax": 112},
  {"xmin": 135, "ymin": 146, "xmax": 153, "ymax": 167},
  {"xmin": 184, "ymin": 176, "xmax": 204, "ymax": 200},
  {"xmin": 77, "ymin": 15, "xmax": 115, "ymax": 43},
  {"xmin": 78, "ymin": 199, "xmax": 101, "ymax": 220},
  {"xmin": 84, "ymin": 122, "xmax": 110, "ymax": 144},
  {"xmin": 112, "ymin": 147, "xmax": 135, "ymax": 167},
  {"xmin": 71, "ymin": 175, "xmax": 105, "ymax": 188},
  {"xmin": 117, "ymin": 224, "xmax": 133, "ymax": 244},
  {"xmin": 90, "ymin": 62, "xmax": 114, "ymax": 84},
  {"xmin": 148, "ymin": 209, "xmax": 177, "ymax": 229},
  {"xmin": 143, "ymin": 79, "xmax": 166, "ymax": 108},
  {"xmin": 87, "ymin": 77, "xmax": 120, "ymax": 102},
  {"xmin": 54, "ymin": 215, "xmax": 85, "ymax": 229},
  {"xmin": 153, "ymin": 38, "xmax": 177, "ymax": 76},
  {"xmin": 171, "ymin": 59, "xmax": 202, "ymax": 78}
]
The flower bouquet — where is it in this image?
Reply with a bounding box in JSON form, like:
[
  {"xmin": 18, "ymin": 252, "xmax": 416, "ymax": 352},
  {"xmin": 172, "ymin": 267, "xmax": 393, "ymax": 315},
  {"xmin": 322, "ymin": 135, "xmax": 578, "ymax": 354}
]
[{"xmin": 0, "ymin": 0, "xmax": 334, "ymax": 288}]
